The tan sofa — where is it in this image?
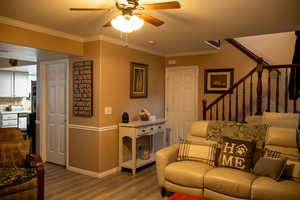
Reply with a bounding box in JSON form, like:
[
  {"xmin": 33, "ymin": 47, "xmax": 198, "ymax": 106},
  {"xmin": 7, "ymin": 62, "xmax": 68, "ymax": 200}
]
[{"xmin": 156, "ymin": 121, "xmax": 300, "ymax": 200}]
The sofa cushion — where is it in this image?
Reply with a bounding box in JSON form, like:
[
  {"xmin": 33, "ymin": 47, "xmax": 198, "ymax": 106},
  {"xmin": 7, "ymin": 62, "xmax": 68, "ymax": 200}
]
[
  {"xmin": 251, "ymin": 176, "xmax": 300, "ymax": 200},
  {"xmin": 204, "ymin": 167, "xmax": 256, "ymax": 199},
  {"xmin": 265, "ymin": 127, "xmax": 297, "ymax": 148},
  {"xmin": 189, "ymin": 121, "xmax": 210, "ymax": 137},
  {"xmin": 165, "ymin": 161, "xmax": 212, "ymax": 188}
]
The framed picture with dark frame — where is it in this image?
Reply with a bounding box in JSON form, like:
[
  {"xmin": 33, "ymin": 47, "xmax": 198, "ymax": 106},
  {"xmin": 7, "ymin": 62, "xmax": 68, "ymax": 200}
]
[
  {"xmin": 204, "ymin": 68, "xmax": 234, "ymax": 93},
  {"xmin": 130, "ymin": 62, "xmax": 148, "ymax": 98}
]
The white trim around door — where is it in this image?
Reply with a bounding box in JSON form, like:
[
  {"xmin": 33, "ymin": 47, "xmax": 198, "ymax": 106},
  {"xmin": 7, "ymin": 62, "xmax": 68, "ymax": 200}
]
[
  {"xmin": 39, "ymin": 59, "xmax": 69, "ymax": 167},
  {"xmin": 165, "ymin": 66, "xmax": 199, "ymax": 144}
]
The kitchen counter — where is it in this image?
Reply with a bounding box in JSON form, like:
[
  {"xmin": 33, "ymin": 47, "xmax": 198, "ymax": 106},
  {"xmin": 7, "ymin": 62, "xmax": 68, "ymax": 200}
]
[{"xmin": 0, "ymin": 111, "xmax": 32, "ymax": 114}]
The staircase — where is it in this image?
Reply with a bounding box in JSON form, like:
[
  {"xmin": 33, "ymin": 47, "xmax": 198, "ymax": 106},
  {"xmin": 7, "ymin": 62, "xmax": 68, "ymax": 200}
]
[{"xmin": 202, "ymin": 39, "xmax": 300, "ymax": 121}]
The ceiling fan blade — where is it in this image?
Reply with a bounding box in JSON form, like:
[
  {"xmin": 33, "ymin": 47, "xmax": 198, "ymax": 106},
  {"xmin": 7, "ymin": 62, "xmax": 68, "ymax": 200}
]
[
  {"xmin": 103, "ymin": 21, "xmax": 112, "ymax": 27},
  {"xmin": 142, "ymin": 1, "xmax": 181, "ymax": 10},
  {"xmin": 139, "ymin": 14, "xmax": 164, "ymax": 27},
  {"xmin": 70, "ymin": 8, "xmax": 108, "ymax": 11}
]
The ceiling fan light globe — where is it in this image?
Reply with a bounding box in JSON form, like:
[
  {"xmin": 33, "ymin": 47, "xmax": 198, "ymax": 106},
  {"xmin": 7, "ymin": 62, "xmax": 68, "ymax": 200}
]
[
  {"xmin": 111, "ymin": 15, "xmax": 133, "ymax": 33},
  {"xmin": 130, "ymin": 15, "xmax": 144, "ymax": 31}
]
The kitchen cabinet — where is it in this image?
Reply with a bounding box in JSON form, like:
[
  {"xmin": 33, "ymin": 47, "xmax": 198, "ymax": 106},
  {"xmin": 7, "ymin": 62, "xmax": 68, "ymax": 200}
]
[
  {"xmin": 0, "ymin": 71, "xmax": 14, "ymax": 97},
  {"xmin": 14, "ymin": 72, "xmax": 29, "ymax": 97},
  {"xmin": 0, "ymin": 71, "xmax": 29, "ymax": 97}
]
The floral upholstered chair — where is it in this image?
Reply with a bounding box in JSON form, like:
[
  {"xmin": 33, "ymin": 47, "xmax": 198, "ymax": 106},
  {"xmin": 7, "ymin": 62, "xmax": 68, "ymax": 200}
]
[{"xmin": 0, "ymin": 128, "xmax": 44, "ymax": 200}]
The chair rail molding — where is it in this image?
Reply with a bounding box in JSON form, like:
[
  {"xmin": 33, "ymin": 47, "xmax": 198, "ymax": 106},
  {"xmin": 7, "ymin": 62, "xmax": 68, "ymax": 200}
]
[{"xmin": 68, "ymin": 124, "xmax": 118, "ymax": 132}]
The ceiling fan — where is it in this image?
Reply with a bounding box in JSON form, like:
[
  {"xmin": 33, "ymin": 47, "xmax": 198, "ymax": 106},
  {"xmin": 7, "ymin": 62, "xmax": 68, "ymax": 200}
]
[{"xmin": 70, "ymin": 0, "xmax": 181, "ymax": 33}]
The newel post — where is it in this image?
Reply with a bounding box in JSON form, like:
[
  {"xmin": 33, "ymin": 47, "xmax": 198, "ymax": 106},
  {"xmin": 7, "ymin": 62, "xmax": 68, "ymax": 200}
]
[
  {"xmin": 202, "ymin": 100, "xmax": 207, "ymax": 120},
  {"xmin": 255, "ymin": 58, "xmax": 264, "ymax": 115}
]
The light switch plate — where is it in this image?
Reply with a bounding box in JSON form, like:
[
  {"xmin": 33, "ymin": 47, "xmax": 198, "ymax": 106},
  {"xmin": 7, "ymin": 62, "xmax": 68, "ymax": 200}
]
[{"xmin": 104, "ymin": 107, "xmax": 112, "ymax": 115}]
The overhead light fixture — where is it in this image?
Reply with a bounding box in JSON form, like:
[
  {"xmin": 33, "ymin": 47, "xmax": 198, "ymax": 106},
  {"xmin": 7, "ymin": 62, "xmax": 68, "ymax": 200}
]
[{"xmin": 111, "ymin": 15, "xmax": 144, "ymax": 33}]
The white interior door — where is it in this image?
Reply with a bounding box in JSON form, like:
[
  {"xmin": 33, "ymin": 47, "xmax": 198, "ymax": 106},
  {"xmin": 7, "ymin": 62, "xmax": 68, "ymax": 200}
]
[
  {"xmin": 166, "ymin": 66, "xmax": 198, "ymax": 144},
  {"xmin": 46, "ymin": 61, "xmax": 66, "ymax": 165}
]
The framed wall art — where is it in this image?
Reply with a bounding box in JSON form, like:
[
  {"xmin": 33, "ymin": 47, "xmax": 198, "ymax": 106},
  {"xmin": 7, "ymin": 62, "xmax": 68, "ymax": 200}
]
[
  {"xmin": 204, "ymin": 68, "xmax": 234, "ymax": 93},
  {"xmin": 72, "ymin": 60, "xmax": 93, "ymax": 117},
  {"xmin": 130, "ymin": 62, "xmax": 148, "ymax": 98}
]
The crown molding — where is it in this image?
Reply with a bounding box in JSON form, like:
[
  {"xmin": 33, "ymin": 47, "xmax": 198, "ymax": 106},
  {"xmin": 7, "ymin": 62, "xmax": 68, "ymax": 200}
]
[
  {"xmin": 165, "ymin": 49, "xmax": 219, "ymax": 57},
  {"xmin": 0, "ymin": 16, "xmax": 84, "ymax": 42},
  {"xmin": 85, "ymin": 34, "xmax": 164, "ymax": 56}
]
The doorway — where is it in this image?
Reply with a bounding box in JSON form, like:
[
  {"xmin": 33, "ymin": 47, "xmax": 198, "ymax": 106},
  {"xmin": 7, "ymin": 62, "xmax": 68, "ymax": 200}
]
[
  {"xmin": 165, "ymin": 66, "xmax": 199, "ymax": 144},
  {"xmin": 40, "ymin": 59, "xmax": 68, "ymax": 166}
]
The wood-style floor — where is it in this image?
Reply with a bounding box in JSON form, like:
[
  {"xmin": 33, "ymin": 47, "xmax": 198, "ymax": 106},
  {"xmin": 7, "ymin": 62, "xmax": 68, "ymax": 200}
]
[{"xmin": 45, "ymin": 163, "xmax": 163, "ymax": 200}]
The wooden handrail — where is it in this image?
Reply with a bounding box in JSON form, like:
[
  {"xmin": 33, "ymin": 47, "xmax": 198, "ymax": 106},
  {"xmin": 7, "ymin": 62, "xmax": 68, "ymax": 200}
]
[
  {"xmin": 226, "ymin": 39, "xmax": 270, "ymax": 65},
  {"xmin": 203, "ymin": 63, "xmax": 300, "ymax": 120},
  {"xmin": 263, "ymin": 64, "xmax": 300, "ymax": 69},
  {"xmin": 206, "ymin": 66, "xmax": 257, "ymax": 110}
]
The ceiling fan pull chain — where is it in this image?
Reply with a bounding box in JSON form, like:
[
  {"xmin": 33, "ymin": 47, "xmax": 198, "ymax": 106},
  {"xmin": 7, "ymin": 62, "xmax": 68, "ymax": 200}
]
[{"xmin": 125, "ymin": 33, "xmax": 129, "ymax": 47}]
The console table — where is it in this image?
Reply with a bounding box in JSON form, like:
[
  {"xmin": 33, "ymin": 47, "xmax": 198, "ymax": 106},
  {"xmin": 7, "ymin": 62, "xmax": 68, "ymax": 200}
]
[{"xmin": 119, "ymin": 119, "xmax": 167, "ymax": 175}]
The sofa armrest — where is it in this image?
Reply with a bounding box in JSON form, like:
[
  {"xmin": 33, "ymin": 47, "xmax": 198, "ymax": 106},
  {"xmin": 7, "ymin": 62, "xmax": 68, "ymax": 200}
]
[
  {"xmin": 155, "ymin": 144, "xmax": 179, "ymax": 187},
  {"xmin": 28, "ymin": 154, "xmax": 44, "ymax": 200}
]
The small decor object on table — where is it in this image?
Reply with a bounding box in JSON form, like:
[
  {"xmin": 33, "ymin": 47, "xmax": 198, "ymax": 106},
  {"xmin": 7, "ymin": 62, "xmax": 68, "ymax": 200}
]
[
  {"xmin": 204, "ymin": 68, "xmax": 234, "ymax": 93},
  {"xmin": 130, "ymin": 62, "xmax": 148, "ymax": 98},
  {"xmin": 122, "ymin": 112, "xmax": 129, "ymax": 123},
  {"xmin": 168, "ymin": 193, "xmax": 209, "ymax": 200},
  {"xmin": 139, "ymin": 109, "xmax": 150, "ymax": 121},
  {"xmin": 72, "ymin": 60, "xmax": 93, "ymax": 117}
]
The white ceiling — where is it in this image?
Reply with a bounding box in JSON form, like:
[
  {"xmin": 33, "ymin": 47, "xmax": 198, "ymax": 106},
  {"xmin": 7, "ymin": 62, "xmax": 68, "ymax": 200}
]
[{"xmin": 1, "ymin": 0, "xmax": 300, "ymax": 55}]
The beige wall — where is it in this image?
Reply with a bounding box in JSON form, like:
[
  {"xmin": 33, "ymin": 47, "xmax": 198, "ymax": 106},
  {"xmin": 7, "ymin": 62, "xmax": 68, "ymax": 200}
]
[
  {"xmin": 0, "ymin": 23, "xmax": 83, "ymax": 56},
  {"xmin": 68, "ymin": 40, "xmax": 165, "ymax": 173},
  {"xmin": 166, "ymin": 40, "xmax": 257, "ymax": 119},
  {"xmin": 100, "ymin": 41, "xmax": 165, "ymax": 126}
]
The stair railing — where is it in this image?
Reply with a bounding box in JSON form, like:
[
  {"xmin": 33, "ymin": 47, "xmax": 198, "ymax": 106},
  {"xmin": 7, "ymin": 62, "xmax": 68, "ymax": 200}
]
[{"xmin": 202, "ymin": 62, "xmax": 300, "ymax": 121}]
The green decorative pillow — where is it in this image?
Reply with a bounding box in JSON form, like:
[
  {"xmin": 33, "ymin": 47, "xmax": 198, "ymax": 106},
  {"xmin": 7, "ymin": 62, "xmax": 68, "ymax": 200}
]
[
  {"xmin": 218, "ymin": 137, "xmax": 256, "ymax": 171},
  {"xmin": 177, "ymin": 140, "xmax": 218, "ymax": 166},
  {"xmin": 0, "ymin": 140, "xmax": 31, "ymax": 167},
  {"xmin": 207, "ymin": 121, "xmax": 268, "ymax": 149},
  {"xmin": 253, "ymin": 157, "xmax": 287, "ymax": 181}
]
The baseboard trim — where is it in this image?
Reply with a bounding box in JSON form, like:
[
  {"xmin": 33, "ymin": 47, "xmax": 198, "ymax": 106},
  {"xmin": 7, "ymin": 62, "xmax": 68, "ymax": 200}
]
[{"xmin": 67, "ymin": 165, "xmax": 119, "ymax": 178}]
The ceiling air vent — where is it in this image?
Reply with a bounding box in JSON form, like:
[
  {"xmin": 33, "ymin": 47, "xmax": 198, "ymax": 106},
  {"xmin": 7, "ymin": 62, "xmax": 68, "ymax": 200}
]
[{"xmin": 204, "ymin": 40, "xmax": 221, "ymax": 50}]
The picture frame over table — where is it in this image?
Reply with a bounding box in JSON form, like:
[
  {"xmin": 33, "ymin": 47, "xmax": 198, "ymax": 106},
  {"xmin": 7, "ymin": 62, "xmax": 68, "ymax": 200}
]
[
  {"xmin": 204, "ymin": 68, "xmax": 234, "ymax": 93},
  {"xmin": 130, "ymin": 62, "xmax": 148, "ymax": 98}
]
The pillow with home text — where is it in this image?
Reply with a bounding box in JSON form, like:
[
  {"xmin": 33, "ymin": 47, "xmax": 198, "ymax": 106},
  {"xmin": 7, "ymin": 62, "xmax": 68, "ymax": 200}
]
[{"xmin": 218, "ymin": 137, "xmax": 256, "ymax": 172}]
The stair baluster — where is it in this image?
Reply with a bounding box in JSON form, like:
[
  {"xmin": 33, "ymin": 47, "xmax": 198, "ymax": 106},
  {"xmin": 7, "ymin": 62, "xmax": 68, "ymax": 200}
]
[
  {"xmin": 267, "ymin": 69, "xmax": 271, "ymax": 112},
  {"xmin": 236, "ymin": 86, "xmax": 239, "ymax": 122},
  {"xmin": 285, "ymin": 68, "xmax": 288, "ymax": 113},
  {"xmin": 276, "ymin": 71, "xmax": 280, "ymax": 112},
  {"xmin": 229, "ymin": 94, "xmax": 232, "ymax": 120},
  {"xmin": 255, "ymin": 59, "xmax": 264, "ymax": 115},
  {"xmin": 242, "ymin": 80, "xmax": 246, "ymax": 120},
  {"xmin": 250, "ymin": 74, "xmax": 253, "ymax": 116}
]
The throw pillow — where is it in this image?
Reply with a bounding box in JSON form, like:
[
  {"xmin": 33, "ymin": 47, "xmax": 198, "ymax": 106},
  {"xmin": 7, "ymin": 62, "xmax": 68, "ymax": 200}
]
[
  {"xmin": 177, "ymin": 140, "xmax": 218, "ymax": 167},
  {"xmin": 264, "ymin": 148, "xmax": 300, "ymax": 161},
  {"xmin": 253, "ymin": 157, "xmax": 287, "ymax": 180},
  {"xmin": 218, "ymin": 137, "xmax": 256, "ymax": 171}
]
